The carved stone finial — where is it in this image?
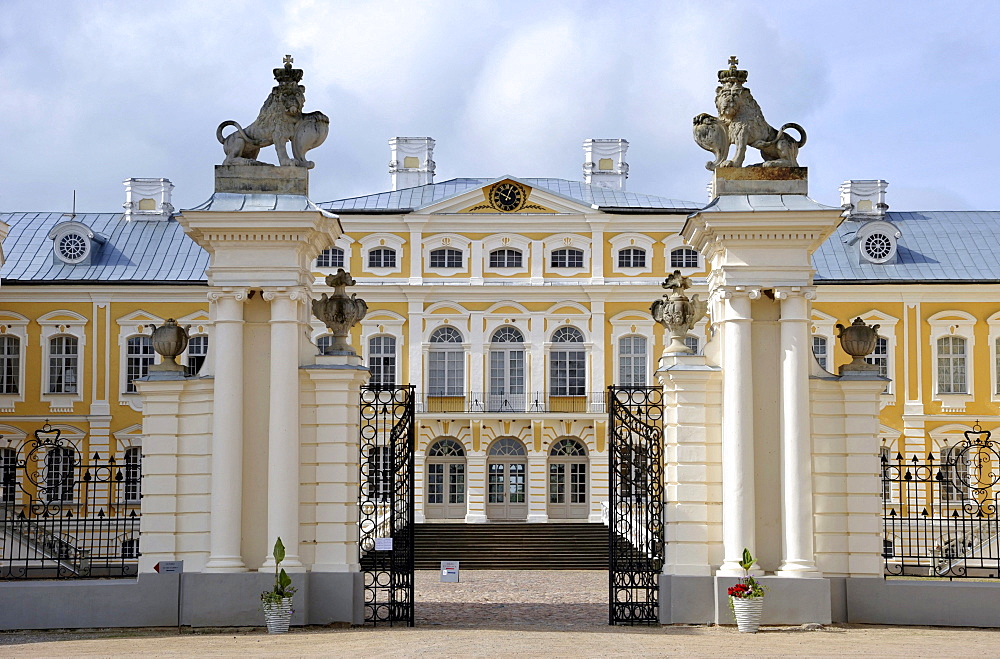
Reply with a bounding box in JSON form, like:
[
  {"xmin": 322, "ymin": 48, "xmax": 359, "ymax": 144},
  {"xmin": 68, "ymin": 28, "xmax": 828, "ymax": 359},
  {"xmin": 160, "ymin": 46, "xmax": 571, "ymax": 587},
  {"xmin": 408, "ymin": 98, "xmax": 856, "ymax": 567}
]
[
  {"xmin": 147, "ymin": 318, "xmax": 191, "ymax": 372},
  {"xmin": 836, "ymin": 317, "xmax": 881, "ymax": 374},
  {"xmin": 216, "ymin": 56, "xmax": 329, "ymax": 170},
  {"xmin": 651, "ymin": 270, "xmax": 708, "ymax": 355},
  {"xmin": 311, "ymin": 269, "xmax": 368, "ymax": 356},
  {"xmin": 692, "ymin": 57, "xmax": 806, "ymax": 170}
]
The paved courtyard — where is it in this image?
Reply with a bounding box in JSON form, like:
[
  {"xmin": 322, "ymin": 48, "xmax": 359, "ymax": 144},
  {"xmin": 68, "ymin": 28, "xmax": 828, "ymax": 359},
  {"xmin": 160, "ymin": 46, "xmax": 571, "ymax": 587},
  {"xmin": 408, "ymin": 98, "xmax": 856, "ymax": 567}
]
[{"xmin": 2, "ymin": 571, "xmax": 999, "ymax": 656}]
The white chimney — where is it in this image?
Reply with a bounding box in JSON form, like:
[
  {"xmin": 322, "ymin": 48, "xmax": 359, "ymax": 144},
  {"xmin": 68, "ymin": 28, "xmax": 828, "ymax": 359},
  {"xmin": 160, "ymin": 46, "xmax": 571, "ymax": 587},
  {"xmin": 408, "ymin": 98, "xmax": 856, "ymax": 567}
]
[
  {"xmin": 389, "ymin": 137, "xmax": 435, "ymax": 191},
  {"xmin": 839, "ymin": 179, "xmax": 888, "ymax": 221},
  {"xmin": 583, "ymin": 139, "xmax": 629, "ymax": 191},
  {"xmin": 123, "ymin": 178, "xmax": 174, "ymax": 221}
]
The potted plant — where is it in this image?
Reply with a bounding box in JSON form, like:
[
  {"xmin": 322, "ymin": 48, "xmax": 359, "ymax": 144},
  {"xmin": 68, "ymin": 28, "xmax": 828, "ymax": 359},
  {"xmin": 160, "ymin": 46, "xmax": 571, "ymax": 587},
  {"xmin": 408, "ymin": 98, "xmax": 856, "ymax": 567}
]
[
  {"xmin": 728, "ymin": 548, "xmax": 766, "ymax": 633},
  {"xmin": 261, "ymin": 537, "xmax": 296, "ymax": 634}
]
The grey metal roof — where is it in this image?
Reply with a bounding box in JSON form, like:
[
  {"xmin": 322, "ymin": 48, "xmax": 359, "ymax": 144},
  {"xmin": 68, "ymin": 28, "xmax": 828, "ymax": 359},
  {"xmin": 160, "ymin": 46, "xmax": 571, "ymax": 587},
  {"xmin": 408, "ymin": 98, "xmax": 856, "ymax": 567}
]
[
  {"xmin": 318, "ymin": 177, "xmax": 702, "ymax": 213},
  {"xmin": 702, "ymin": 194, "xmax": 837, "ymax": 213},
  {"xmin": 189, "ymin": 193, "xmax": 337, "ymax": 214},
  {"xmin": 813, "ymin": 211, "xmax": 1000, "ymax": 283},
  {"xmin": 0, "ymin": 212, "xmax": 208, "ymax": 283}
]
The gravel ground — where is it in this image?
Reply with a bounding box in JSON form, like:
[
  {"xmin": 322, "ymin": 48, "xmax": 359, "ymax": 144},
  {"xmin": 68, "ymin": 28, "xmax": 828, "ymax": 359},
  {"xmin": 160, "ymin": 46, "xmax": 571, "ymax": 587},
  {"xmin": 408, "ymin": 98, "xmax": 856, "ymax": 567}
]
[{"xmin": 2, "ymin": 570, "xmax": 999, "ymax": 656}]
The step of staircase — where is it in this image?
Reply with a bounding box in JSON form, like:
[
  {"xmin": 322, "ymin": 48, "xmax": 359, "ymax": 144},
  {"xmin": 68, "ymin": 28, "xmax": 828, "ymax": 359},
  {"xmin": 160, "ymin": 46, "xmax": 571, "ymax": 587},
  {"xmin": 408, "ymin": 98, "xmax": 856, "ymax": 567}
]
[{"xmin": 414, "ymin": 522, "xmax": 610, "ymax": 570}]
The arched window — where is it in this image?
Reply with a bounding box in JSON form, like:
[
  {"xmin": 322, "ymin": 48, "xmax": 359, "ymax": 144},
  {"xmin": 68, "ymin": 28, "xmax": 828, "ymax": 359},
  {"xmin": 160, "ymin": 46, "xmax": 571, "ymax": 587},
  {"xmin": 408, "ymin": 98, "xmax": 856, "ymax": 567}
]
[
  {"xmin": 124, "ymin": 446, "xmax": 141, "ymax": 503},
  {"xmin": 368, "ymin": 335, "xmax": 397, "ymax": 386},
  {"xmin": 0, "ymin": 335, "xmax": 20, "ymax": 394},
  {"xmin": 368, "ymin": 247, "xmax": 396, "ymax": 269},
  {"xmin": 670, "ymin": 247, "xmax": 699, "ymax": 269},
  {"xmin": 550, "ymin": 327, "xmax": 585, "ymax": 396},
  {"xmin": 429, "ymin": 248, "xmax": 463, "ymax": 268},
  {"xmin": 1, "ymin": 447, "xmax": 16, "ymax": 502},
  {"xmin": 812, "ymin": 335, "xmax": 828, "ymax": 369},
  {"xmin": 548, "ymin": 438, "xmax": 588, "ymax": 519},
  {"xmin": 316, "ymin": 247, "xmax": 345, "ymax": 268},
  {"xmin": 185, "ymin": 335, "xmax": 209, "ymax": 377},
  {"xmin": 425, "ymin": 438, "xmax": 466, "ymax": 520},
  {"xmin": 125, "ymin": 335, "xmax": 154, "ymax": 393},
  {"xmin": 45, "ymin": 446, "xmax": 75, "ymax": 503},
  {"xmin": 489, "ymin": 249, "xmax": 522, "ymax": 269},
  {"xmin": 48, "ymin": 336, "xmax": 78, "ymax": 394},
  {"xmin": 428, "ymin": 327, "xmax": 464, "ymax": 397},
  {"xmin": 618, "ymin": 336, "xmax": 647, "ymax": 386},
  {"xmin": 550, "ymin": 248, "xmax": 584, "ymax": 269},
  {"xmin": 489, "ymin": 327, "xmax": 525, "ymax": 411},
  {"xmin": 617, "ymin": 248, "xmax": 646, "ymax": 269},
  {"xmin": 937, "ymin": 336, "xmax": 967, "ymax": 394}
]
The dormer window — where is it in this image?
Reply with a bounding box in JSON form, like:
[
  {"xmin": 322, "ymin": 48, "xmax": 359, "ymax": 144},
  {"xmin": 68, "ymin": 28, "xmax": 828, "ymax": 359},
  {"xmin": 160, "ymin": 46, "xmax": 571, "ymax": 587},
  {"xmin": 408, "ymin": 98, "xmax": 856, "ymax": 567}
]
[
  {"xmin": 48, "ymin": 221, "xmax": 103, "ymax": 266},
  {"xmin": 854, "ymin": 220, "xmax": 901, "ymax": 265}
]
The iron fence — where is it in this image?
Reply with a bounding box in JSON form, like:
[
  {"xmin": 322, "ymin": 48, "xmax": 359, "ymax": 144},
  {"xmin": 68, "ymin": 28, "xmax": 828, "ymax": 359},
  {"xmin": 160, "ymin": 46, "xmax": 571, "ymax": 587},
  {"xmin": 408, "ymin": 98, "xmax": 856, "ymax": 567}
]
[
  {"xmin": 416, "ymin": 391, "xmax": 608, "ymax": 414},
  {"xmin": 1, "ymin": 424, "xmax": 140, "ymax": 579},
  {"xmin": 882, "ymin": 424, "xmax": 1000, "ymax": 579}
]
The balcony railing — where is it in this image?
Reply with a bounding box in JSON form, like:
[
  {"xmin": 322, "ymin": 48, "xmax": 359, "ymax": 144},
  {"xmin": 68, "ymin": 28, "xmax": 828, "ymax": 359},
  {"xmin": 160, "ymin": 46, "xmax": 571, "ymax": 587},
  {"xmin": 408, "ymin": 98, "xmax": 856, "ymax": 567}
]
[{"xmin": 416, "ymin": 391, "xmax": 607, "ymax": 414}]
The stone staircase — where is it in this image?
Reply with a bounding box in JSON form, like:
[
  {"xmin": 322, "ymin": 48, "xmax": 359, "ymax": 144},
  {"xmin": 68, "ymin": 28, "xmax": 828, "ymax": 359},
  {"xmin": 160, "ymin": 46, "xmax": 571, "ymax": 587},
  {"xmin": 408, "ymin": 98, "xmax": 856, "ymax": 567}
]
[{"xmin": 414, "ymin": 522, "xmax": 609, "ymax": 570}]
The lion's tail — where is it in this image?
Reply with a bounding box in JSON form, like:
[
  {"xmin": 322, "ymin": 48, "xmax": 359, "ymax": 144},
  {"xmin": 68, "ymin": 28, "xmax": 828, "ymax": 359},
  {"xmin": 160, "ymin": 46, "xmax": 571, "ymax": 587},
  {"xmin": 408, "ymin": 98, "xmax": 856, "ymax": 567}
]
[
  {"xmin": 216, "ymin": 120, "xmax": 262, "ymax": 147},
  {"xmin": 779, "ymin": 123, "xmax": 807, "ymax": 148}
]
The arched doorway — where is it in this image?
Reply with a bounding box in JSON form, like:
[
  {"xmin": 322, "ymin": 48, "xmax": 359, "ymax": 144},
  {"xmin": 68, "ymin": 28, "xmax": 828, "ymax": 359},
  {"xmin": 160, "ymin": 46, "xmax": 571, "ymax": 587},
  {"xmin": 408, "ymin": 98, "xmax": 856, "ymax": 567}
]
[
  {"xmin": 547, "ymin": 438, "xmax": 589, "ymax": 519},
  {"xmin": 425, "ymin": 438, "xmax": 467, "ymax": 519},
  {"xmin": 486, "ymin": 437, "xmax": 527, "ymax": 521}
]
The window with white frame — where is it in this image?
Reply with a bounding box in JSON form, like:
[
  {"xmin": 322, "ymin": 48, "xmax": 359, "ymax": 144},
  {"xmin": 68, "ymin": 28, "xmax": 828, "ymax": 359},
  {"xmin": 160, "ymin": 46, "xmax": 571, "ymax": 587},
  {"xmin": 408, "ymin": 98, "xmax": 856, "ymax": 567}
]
[
  {"xmin": 670, "ymin": 247, "xmax": 699, "ymax": 269},
  {"xmin": 45, "ymin": 446, "xmax": 75, "ymax": 502},
  {"xmin": 429, "ymin": 248, "xmax": 462, "ymax": 268},
  {"xmin": 937, "ymin": 336, "xmax": 968, "ymax": 394},
  {"xmin": 0, "ymin": 336, "xmax": 19, "ymax": 394},
  {"xmin": 368, "ymin": 335, "xmax": 397, "ymax": 386},
  {"xmin": 812, "ymin": 335, "xmax": 828, "ymax": 369},
  {"xmin": 551, "ymin": 248, "xmax": 584, "ymax": 269},
  {"xmin": 550, "ymin": 326, "xmax": 585, "ymax": 396},
  {"xmin": 866, "ymin": 336, "xmax": 889, "ymax": 380},
  {"xmin": 121, "ymin": 538, "xmax": 139, "ymax": 559},
  {"xmin": 489, "ymin": 327, "xmax": 525, "ymax": 411},
  {"xmin": 489, "ymin": 249, "xmax": 522, "ymax": 269},
  {"xmin": 428, "ymin": 327, "xmax": 464, "ymax": 396},
  {"xmin": 618, "ymin": 336, "xmax": 647, "ymax": 386},
  {"xmin": 317, "ymin": 335, "xmax": 334, "ymax": 355},
  {"xmin": 316, "ymin": 247, "xmax": 345, "ymax": 269},
  {"xmin": 617, "ymin": 248, "xmax": 646, "ymax": 269},
  {"xmin": 124, "ymin": 446, "xmax": 141, "ymax": 503},
  {"xmin": 48, "ymin": 336, "xmax": 79, "ymax": 394},
  {"xmin": 125, "ymin": 335, "xmax": 154, "ymax": 394},
  {"xmin": 368, "ymin": 247, "xmax": 396, "ymax": 269},
  {"xmin": 685, "ymin": 335, "xmax": 700, "ymax": 354},
  {"xmin": 185, "ymin": 335, "xmax": 208, "ymax": 377}
]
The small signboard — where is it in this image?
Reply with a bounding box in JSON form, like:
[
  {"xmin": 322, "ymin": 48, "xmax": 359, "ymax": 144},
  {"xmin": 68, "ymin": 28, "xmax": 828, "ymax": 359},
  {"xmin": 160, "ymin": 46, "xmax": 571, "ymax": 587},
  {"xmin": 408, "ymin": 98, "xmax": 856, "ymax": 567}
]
[
  {"xmin": 154, "ymin": 560, "xmax": 184, "ymax": 573},
  {"xmin": 374, "ymin": 537, "xmax": 394, "ymax": 551},
  {"xmin": 440, "ymin": 560, "xmax": 460, "ymax": 583}
]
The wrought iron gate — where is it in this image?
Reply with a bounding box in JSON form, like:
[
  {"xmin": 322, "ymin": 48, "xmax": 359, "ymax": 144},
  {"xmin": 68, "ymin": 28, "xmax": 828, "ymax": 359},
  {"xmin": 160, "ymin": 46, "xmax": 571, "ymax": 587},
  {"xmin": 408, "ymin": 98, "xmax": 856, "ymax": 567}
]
[
  {"xmin": 359, "ymin": 384, "xmax": 416, "ymax": 626},
  {"xmin": 607, "ymin": 386, "xmax": 664, "ymax": 625}
]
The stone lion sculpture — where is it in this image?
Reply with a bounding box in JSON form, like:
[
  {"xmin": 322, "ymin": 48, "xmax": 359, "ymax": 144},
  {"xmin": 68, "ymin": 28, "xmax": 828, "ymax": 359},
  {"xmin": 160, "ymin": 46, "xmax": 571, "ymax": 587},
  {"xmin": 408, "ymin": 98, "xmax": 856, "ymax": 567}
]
[
  {"xmin": 217, "ymin": 57, "xmax": 329, "ymax": 169},
  {"xmin": 692, "ymin": 57, "xmax": 806, "ymax": 170}
]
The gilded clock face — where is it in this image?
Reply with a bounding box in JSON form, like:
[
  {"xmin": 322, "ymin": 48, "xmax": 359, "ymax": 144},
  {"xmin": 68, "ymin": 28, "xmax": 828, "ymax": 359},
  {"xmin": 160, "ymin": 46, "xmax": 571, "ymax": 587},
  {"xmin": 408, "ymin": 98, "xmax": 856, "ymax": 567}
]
[{"xmin": 490, "ymin": 182, "xmax": 524, "ymax": 212}]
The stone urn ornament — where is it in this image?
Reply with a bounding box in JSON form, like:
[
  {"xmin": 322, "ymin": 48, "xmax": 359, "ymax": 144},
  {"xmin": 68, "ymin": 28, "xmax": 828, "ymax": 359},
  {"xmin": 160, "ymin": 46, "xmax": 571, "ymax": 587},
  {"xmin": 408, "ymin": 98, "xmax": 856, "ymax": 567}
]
[
  {"xmin": 650, "ymin": 270, "xmax": 708, "ymax": 355},
  {"xmin": 836, "ymin": 317, "xmax": 880, "ymax": 372},
  {"xmin": 311, "ymin": 269, "xmax": 368, "ymax": 355},
  {"xmin": 147, "ymin": 319, "xmax": 191, "ymax": 372}
]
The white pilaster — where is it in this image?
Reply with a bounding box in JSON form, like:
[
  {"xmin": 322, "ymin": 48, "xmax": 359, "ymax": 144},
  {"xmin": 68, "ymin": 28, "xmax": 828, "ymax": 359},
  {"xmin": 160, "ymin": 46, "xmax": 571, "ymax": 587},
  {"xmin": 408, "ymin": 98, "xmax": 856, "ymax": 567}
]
[
  {"xmin": 530, "ymin": 240, "xmax": 544, "ymax": 285},
  {"xmin": 776, "ymin": 289, "xmax": 821, "ymax": 577},
  {"xmin": 204, "ymin": 288, "xmax": 249, "ymax": 572}
]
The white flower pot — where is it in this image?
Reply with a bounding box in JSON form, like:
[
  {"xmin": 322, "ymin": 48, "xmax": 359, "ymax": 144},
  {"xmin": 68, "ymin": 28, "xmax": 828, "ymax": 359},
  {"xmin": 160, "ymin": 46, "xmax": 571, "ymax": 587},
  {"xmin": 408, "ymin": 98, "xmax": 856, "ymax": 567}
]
[
  {"xmin": 731, "ymin": 596, "xmax": 764, "ymax": 633},
  {"xmin": 263, "ymin": 597, "xmax": 293, "ymax": 634}
]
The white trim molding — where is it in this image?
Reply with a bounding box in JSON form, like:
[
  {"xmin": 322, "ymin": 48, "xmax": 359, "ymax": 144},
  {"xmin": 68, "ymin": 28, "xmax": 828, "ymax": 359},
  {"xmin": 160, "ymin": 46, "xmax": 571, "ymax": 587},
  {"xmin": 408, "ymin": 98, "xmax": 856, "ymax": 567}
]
[
  {"xmin": 482, "ymin": 234, "xmax": 531, "ymax": 277},
  {"xmin": 359, "ymin": 233, "xmax": 406, "ymax": 277},
  {"xmin": 542, "ymin": 234, "xmax": 592, "ymax": 278},
  {"xmin": 608, "ymin": 233, "xmax": 654, "ymax": 277},
  {"xmin": 860, "ymin": 309, "xmax": 900, "ymax": 405},
  {"xmin": 423, "ymin": 233, "xmax": 472, "ymax": 277},
  {"xmin": 0, "ymin": 311, "xmax": 29, "ymax": 412},
  {"xmin": 988, "ymin": 311, "xmax": 1000, "ymax": 403},
  {"xmin": 38, "ymin": 310, "xmax": 89, "ymax": 413},
  {"xmin": 662, "ymin": 235, "xmax": 703, "ymax": 273},
  {"xmin": 928, "ymin": 310, "xmax": 977, "ymax": 412}
]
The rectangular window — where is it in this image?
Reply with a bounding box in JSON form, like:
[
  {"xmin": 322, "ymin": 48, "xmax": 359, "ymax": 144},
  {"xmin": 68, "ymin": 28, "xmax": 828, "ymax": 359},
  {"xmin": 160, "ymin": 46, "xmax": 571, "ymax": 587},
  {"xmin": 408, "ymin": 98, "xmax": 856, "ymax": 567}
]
[
  {"xmin": 368, "ymin": 248, "xmax": 396, "ymax": 269},
  {"xmin": 1, "ymin": 449, "xmax": 15, "ymax": 502},
  {"xmin": 570, "ymin": 463, "xmax": 587, "ymax": 504},
  {"xmin": 551, "ymin": 249, "xmax": 584, "ymax": 269},
  {"xmin": 551, "ymin": 350, "xmax": 586, "ymax": 395},
  {"xmin": 369, "ymin": 336, "xmax": 397, "ymax": 386},
  {"xmin": 430, "ymin": 248, "xmax": 462, "ymax": 268},
  {"xmin": 508, "ymin": 463, "xmax": 525, "ymax": 503},
  {"xmin": 449, "ymin": 464, "xmax": 465, "ymax": 504},
  {"xmin": 489, "ymin": 249, "xmax": 522, "ymax": 268},
  {"xmin": 316, "ymin": 247, "xmax": 344, "ymax": 268},
  {"xmin": 549, "ymin": 463, "xmax": 565, "ymax": 504},
  {"xmin": 427, "ymin": 463, "xmax": 444, "ymax": 504},
  {"xmin": 48, "ymin": 336, "xmax": 78, "ymax": 394},
  {"xmin": 185, "ymin": 335, "xmax": 209, "ymax": 377},
  {"xmin": 0, "ymin": 335, "xmax": 19, "ymax": 395},
  {"xmin": 126, "ymin": 336, "xmax": 155, "ymax": 394},
  {"xmin": 488, "ymin": 463, "xmax": 505, "ymax": 503},
  {"xmin": 428, "ymin": 350, "xmax": 463, "ymax": 396},
  {"xmin": 617, "ymin": 248, "xmax": 646, "ymax": 268},
  {"xmin": 124, "ymin": 447, "xmax": 141, "ymax": 503},
  {"xmin": 618, "ymin": 336, "xmax": 647, "ymax": 386},
  {"xmin": 937, "ymin": 336, "xmax": 967, "ymax": 394},
  {"xmin": 670, "ymin": 248, "xmax": 699, "ymax": 269},
  {"xmin": 812, "ymin": 336, "xmax": 828, "ymax": 369}
]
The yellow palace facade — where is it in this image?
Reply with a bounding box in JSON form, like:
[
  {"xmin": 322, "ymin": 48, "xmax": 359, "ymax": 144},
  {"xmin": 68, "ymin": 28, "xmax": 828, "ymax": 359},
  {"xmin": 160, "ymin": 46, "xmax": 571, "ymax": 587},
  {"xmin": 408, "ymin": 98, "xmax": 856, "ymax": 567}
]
[{"xmin": 1, "ymin": 143, "xmax": 998, "ymax": 531}]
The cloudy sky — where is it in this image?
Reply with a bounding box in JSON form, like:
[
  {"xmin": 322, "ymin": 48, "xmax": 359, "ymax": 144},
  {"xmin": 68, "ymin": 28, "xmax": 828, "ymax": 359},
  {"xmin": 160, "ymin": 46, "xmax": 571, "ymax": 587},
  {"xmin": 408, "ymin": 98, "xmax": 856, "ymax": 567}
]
[{"xmin": 1, "ymin": 1, "xmax": 996, "ymax": 213}]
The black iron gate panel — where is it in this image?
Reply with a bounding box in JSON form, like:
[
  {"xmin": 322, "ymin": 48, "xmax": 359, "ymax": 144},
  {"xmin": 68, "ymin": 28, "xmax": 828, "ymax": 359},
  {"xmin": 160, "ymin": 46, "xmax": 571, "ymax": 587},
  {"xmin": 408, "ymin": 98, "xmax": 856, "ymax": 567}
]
[
  {"xmin": 1, "ymin": 424, "xmax": 140, "ymax": 580},
  {"xmin": 883, "ymin": 424, "xmax": 1000, "ymax": 579},
  {"xmin": 359, "ymin": 384, "xmax": 415, "ymax": 626},
  {"xmin": 608, "ymin": 386, "xmax": 664, "ymax": 625}
]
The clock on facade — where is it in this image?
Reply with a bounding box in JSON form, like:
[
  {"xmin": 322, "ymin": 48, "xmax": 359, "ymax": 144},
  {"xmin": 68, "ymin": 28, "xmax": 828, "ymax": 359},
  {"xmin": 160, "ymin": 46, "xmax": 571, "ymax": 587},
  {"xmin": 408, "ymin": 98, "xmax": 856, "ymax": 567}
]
[{"xmin": 490, "ymin": 182, "xmax": 525, "ymax": 212}]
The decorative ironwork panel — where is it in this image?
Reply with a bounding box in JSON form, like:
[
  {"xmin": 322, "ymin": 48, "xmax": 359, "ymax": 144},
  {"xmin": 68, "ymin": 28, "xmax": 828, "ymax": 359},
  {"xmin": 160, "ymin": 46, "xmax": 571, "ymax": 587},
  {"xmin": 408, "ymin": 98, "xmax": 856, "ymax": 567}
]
[
  {"xmin": 883, "ymin": 423, "xmax": 1000, "ymax": 579},
  {"xmin": 1, "ymin": 424, "xmax": 140, "ymax": 580},
  {"xmin": 359, "ymin": 384, "xmax": 415, "ymax": 626},
  {"xmin": 608, "ymin": 386, "xmax": 664, "ymax": 624}
]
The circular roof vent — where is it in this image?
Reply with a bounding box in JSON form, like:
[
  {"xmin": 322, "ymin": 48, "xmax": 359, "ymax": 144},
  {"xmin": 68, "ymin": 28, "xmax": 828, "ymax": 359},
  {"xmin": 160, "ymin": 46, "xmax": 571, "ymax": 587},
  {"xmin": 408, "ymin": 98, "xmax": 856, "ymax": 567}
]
[
  {"xmin": 47, "ymin": 221, "xmax": 101, "ymax": 265},
  {"xmin": 57, "ymin": 232, "xmax": 90, "ymax": 263},
  {"xmin": 855, "ymin": 221, "xmax": 901, "ymax": 265}
]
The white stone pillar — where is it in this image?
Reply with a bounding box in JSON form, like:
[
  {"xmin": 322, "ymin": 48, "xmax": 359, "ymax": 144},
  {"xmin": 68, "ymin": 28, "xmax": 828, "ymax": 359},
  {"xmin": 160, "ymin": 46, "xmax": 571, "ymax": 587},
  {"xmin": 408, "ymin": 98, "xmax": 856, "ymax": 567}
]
[
  {"xmin": 718, "ymin": 290, "xmax": 758, "ymax": 576},
  {"xmin": 777, "ymin": 290, "xmax": 821, "ymax": 576},
  {"xmin": 263, "ymin": 289, "xmax": 306, "ymax": 570},
  {"xmin": 204, "ymin": 289, "xmax": 249, "ymax": 572}
]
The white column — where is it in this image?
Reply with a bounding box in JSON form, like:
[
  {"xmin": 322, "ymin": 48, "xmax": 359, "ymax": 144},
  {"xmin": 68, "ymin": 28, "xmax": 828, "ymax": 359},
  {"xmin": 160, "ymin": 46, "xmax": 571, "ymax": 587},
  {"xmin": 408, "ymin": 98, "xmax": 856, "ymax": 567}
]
[
  {"xmin": 205, "ymin": 289, "xmax": 248, "ymax": 572},
  {"xmin": 777, "ymin": 290, "xmax": 820, "ymax": 576},
  {"xmin": 718, "ymin": 290, "xmax": 758, "ymax": 576},
  {"xmin": 263, "ymin": 289, "xmax": 305, "ymax": 569}
]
